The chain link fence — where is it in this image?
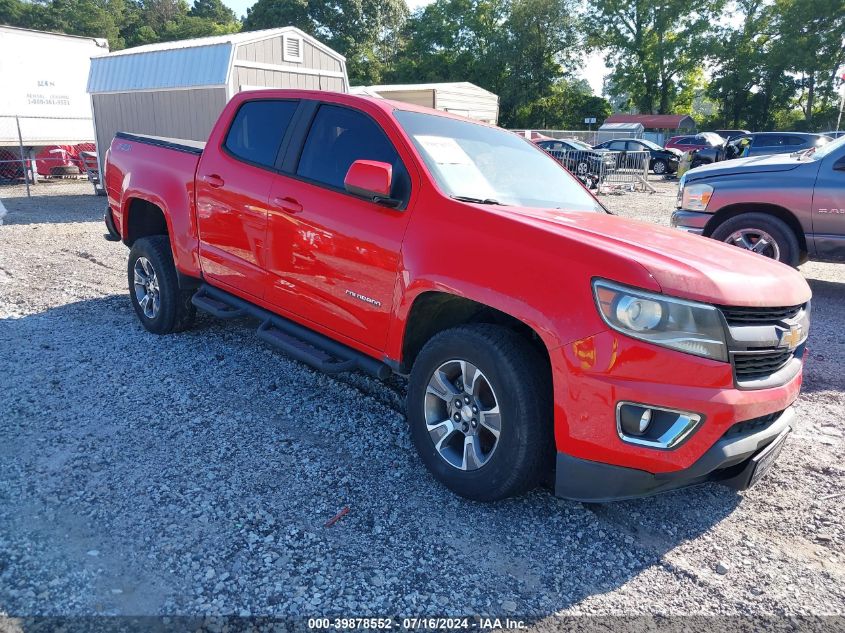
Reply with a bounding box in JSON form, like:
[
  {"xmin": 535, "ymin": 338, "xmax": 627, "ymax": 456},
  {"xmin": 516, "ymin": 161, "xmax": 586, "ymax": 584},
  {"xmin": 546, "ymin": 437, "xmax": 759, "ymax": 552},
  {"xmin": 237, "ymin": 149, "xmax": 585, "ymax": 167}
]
[{"xmin": 0, "ymin": 115, "xmax": 103, "ymax": 199}]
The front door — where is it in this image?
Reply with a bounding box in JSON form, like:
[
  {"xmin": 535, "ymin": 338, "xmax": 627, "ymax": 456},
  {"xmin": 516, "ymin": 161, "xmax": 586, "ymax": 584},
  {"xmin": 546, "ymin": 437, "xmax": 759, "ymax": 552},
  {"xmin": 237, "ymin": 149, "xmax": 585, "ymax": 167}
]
[
  {"xmin": 264, "ymin": 103, "xmax": 415, "ymax": 351},
  {"xmin": 811, "ymin": 149, "xmax": 845, "ymax": 261},
  {"xmin": 196, "ymin": 98, "xmax": 298, "ymax": 298}
]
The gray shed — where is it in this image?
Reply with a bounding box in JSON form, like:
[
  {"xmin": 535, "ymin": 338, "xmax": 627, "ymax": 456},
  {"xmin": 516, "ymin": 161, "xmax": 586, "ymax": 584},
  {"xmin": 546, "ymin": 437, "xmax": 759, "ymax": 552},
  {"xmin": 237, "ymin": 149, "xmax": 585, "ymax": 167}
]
[{"xmin": 87, "ymin": 27, "xmax": 348, "ymax": 169}]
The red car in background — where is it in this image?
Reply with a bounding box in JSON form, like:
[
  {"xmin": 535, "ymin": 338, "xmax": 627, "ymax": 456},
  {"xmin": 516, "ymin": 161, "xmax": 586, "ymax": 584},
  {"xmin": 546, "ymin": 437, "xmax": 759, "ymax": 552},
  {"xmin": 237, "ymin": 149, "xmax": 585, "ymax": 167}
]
[{"xmin": 34, "ymin": 143, "xmax": 97, "ymax": 176}]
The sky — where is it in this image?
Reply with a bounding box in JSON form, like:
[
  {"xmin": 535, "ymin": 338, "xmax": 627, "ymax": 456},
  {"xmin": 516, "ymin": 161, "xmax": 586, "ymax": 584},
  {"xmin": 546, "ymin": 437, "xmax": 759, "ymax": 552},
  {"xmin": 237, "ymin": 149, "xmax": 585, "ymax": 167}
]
[{"xmin": 222, "ymin": 0, "xmax": 607, "ymax": 95}]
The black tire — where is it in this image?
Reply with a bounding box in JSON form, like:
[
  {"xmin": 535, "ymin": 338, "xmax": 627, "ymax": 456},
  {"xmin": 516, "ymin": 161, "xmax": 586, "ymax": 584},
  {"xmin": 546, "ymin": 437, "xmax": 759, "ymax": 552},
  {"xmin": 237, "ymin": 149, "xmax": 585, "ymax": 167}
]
[
  {"xmin": 127, "ymin": 235, "xmax": 196, "ymax": 334},
  {"xmin": 407, "ymin": 324, "xmax": 553, "ymax": 501},
  {"xmin": 652, "ymin": 159, "xmax": 667, "ymax": 175},
  {"xmin": 51, "ymin": 165, "xmax": 80, "ymax": 176},
  {"xmin": 710, "ymin": 212, "xmax": 801, "ymax": 267}
]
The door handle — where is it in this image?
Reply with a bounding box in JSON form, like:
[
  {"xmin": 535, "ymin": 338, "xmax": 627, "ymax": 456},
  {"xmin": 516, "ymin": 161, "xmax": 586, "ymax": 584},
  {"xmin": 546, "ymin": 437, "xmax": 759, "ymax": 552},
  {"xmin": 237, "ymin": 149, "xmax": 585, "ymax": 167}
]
[
  {"xmin": 203, "ymin": 173, "xmax": 225, "ymax": 188},
  {"xmin": 272, "ymin": 196, "xmax": 303, "ymax": 214}
]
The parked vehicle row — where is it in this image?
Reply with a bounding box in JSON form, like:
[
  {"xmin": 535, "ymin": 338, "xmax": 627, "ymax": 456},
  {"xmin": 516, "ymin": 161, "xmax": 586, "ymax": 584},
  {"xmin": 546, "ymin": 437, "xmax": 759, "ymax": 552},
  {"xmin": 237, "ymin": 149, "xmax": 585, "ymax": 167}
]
[
  {"xmin": 535, "ymin": 136, "xmax": 681, "ymax": 177},
  {"xmin": 103, "ymin": 89, "xmax": 811, "ymax": 504},
  {"xmin": 593, "ymin": 138, "xmax": 681, "ymax": 175}
]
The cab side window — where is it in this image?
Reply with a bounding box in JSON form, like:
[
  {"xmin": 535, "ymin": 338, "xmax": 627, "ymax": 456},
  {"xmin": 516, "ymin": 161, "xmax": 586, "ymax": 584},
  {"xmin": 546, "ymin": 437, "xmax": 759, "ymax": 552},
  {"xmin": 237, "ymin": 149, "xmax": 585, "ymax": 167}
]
[
  {"xmin": 296, "ymin": 104, "xmax": 411, "ymax": 203},
  {"xmin": 754, "ymin": 135, "xmax": 781, "ymax": 148},
  {"xmin": 224, "ymin": 100, "xmax": 298, "ymax": 168}
]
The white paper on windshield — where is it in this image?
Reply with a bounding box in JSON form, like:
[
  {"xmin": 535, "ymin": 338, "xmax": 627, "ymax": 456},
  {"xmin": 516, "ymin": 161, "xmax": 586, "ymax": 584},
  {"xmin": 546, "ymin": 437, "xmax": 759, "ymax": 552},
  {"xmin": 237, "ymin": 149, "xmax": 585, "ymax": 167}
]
[
  {"xmin": 416, "ymin": 135, "xmax": 474, "ymax": 165},
  {"xmin": 415, "ymin": 135, "xmax": 498, "ymax": 199}
]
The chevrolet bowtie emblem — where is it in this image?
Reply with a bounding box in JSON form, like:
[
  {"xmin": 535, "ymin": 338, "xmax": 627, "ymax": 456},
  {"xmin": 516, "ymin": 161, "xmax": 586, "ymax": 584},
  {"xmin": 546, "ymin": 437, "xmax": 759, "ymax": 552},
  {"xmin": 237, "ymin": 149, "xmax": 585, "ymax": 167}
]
[{"xmin": 779, "ymin": 325, "xmax": 804, "ymax": 350}]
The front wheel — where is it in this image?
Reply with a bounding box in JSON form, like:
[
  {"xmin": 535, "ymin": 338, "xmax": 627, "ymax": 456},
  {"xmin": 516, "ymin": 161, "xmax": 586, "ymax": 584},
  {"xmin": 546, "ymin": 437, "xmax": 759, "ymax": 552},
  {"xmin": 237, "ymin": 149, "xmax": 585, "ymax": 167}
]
[
  {"xmin": 407, "ymin": 324, "xmax": 552, "ymax": 501},
  {"xmin": 652, "ymin": 159, "xmax": 667, "ymax": 175},
  {"xmin": 710, "ymin": 212, "xmax": 801, "ymax": 267},
  {"xmin": 128, "ymin": 235, "xmax": 196, "ymax": 334}
]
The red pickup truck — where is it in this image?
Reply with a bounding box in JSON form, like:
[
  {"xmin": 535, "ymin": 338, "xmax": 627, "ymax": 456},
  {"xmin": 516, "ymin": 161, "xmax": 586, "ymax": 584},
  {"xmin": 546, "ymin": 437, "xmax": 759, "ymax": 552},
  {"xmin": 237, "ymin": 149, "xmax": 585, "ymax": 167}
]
[{"xmin": 103, "ymin": 90, "xmax": 811, "ymax": 502}]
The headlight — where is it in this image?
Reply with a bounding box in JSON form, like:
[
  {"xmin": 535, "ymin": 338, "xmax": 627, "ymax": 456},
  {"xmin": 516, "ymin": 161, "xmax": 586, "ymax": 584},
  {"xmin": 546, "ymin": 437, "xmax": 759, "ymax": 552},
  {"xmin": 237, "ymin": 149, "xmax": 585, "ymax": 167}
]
[
  {"xmin": 680, "ymin": 183, "xmax": 713, "ymax": 211},
  {"xmin": 592, "ymin": 279, "xmax": 728, "ymax": 361}
]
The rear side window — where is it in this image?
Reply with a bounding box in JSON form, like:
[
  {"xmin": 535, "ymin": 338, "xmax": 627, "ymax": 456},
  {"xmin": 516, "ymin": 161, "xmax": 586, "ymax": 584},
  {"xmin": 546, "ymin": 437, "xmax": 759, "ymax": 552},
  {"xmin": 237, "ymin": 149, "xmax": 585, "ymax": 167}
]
[
  {"xmin": 783, "ymin": 136, "xmax": 806, "ymax": 146},
  {"xmin": 296, "ymin": 104, "xmax": 410, "ymax": 201},
  {"xmin": 224, "ymin": 100, "xmax": 298, "ymax": 168},
  {"xmin": 754, "ymin": 135, "xmax": 783, "ymax": 147}
]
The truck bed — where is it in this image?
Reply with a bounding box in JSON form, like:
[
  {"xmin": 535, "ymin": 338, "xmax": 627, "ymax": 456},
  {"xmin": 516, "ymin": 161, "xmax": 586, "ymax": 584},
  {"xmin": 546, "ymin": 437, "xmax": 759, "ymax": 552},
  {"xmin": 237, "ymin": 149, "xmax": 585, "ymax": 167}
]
[{"xmin": 114, "ymin": 131, "xmax": 206, "ymax": 155}]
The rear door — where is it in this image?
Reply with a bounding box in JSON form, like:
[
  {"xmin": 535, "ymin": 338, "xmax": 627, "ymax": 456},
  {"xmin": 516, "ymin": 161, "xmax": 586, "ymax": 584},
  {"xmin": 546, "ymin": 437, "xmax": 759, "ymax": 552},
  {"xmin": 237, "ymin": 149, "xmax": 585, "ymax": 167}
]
[
  {"xmin": 264, "ymin": 102, "xmax": 416, "ymax": 351},
  {"xmin": 195, "ymin": 98, "xmax": 298, "ymax": 298}
]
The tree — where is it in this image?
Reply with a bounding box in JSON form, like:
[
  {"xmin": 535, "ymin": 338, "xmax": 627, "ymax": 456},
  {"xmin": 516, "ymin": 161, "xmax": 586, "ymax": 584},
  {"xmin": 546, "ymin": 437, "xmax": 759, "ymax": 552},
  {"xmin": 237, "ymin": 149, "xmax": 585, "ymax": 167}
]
[
  {"xmin": 389, "ymin": 0, "xmax": 509, "ymax": 92},
  {"xmin": 771, "ymin": 0, "xmax": 845, "ymax": 127},
  {"xmin": 243, "ymin": 0, "xmax": 408, "ymax": 84},
  {"xmin": 500, "ymin": 0, "xmax": 580, "ymax": 122},
  {"xmin": 510, "ymin": 79, "xmax": 612, "ymax": 128},
  {"xmin": 189, "ymin": 0, "xmax": 235, "ymax": 23},
  {"xmin": 587, "ymin": 0, "xmax": 723, "ymax": 114},
  {"xmin": 389, "ymin": 0, "xmax": 585, "ymax": 127}
]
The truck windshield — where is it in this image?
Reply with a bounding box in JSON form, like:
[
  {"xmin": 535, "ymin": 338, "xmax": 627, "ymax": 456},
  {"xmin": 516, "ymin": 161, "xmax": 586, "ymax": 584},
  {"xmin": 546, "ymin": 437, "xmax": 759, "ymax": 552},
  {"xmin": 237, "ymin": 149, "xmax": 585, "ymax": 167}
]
[
  {"xmin": 809, "ymin": 134, "xmax": 845, "ymax": 160},
  {"xmin": 394, "ymin": 110, "xmax": 603, "ymax": 212}
]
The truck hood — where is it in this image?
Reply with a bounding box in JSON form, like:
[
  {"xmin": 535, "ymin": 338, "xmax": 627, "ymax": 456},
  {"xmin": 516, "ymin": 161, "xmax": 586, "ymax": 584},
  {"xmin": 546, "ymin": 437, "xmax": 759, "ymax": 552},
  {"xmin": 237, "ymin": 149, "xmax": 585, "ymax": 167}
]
[
  {"xmin": 501, "ymin": 207, "xmax": 811, "ymax": 308},
  {"xmin": 685, "ymin": 154, "xmax": 803, "ymax": 180}
]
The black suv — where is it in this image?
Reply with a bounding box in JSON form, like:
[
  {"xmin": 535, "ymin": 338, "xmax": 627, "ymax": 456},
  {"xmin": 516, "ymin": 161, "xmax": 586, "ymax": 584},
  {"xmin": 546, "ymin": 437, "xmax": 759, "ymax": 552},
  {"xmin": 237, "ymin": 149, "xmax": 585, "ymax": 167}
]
[{"xmin": 593, "ymin": 138, "xmax": 680, "ymax": 175}]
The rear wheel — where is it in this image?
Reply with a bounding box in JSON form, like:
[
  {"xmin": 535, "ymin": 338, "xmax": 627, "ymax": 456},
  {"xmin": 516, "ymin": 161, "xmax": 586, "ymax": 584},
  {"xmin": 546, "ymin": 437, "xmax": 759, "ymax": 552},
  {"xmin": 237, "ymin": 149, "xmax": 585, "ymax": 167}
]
[
  {"xmin": 128, "ymin": 236, "xmax": 195, "ymax": 334},
  {"xmin": 710, "ymin": 212, "xmax": 800, "ymax": 267},
  {"xmin": 407, "ymin": 324, "xmax": 552, "ymax": 501}
]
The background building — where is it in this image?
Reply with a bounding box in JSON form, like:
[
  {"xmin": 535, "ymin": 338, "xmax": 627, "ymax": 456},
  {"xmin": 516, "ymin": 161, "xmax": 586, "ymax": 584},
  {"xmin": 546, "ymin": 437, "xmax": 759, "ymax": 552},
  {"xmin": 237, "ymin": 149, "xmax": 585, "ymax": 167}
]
[
  {"xmin": 0, "ymin": 26, "xmax": 108, "ymax": 147},
  {"xmin": 351, "ymin": 82, "xmax": 499, "ymax": 124},
  {"xmin": 87, "ymin": 27, "xmax": 349, "ymax": 171}
]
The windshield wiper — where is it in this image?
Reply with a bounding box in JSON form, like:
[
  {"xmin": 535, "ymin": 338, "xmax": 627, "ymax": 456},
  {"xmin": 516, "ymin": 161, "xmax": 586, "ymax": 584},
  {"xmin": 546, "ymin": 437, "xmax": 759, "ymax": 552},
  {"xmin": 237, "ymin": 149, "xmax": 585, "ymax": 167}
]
[
  {"xmin": 451, "ymin": 195, "xmax": 502, "ymax": 205},
  {"xmin": 790, "ymin": 147, "xmax": 816, "ymax": 159}
]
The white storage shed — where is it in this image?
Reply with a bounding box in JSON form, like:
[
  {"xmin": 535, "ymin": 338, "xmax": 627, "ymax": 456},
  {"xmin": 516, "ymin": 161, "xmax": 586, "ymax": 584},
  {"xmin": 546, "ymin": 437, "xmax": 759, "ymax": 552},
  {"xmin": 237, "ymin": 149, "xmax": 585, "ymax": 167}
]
[
  {"xmin": 87, "ymin": 27, "xmax": 349, "ymax": 169},
  {"xmin": 0, "ymin": 26, "xmax": 108, "ymax": 146},
  {"xmin": 351, "ymin": 82, "xmax": 499, "ymax": 124}
]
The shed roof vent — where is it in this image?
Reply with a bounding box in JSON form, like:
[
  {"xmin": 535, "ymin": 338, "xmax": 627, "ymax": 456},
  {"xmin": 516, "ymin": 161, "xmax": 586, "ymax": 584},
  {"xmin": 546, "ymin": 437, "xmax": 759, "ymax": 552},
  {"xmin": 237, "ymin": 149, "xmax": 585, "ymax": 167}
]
[{"xmin": 283, "ymin": 34, "xmax": 303, "ymax": 63}]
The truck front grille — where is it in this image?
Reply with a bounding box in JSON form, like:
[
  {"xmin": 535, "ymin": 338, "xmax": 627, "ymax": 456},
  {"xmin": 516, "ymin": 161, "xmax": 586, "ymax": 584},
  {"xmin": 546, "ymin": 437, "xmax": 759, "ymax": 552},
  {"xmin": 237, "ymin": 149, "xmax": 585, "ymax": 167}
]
[
  {"xmin": 732, "ymin": 349, "xmax": 794, "ymax": 380},
  {"xmin": 720, "ymin": 304, "xmax": 803, "ymax": 325}
]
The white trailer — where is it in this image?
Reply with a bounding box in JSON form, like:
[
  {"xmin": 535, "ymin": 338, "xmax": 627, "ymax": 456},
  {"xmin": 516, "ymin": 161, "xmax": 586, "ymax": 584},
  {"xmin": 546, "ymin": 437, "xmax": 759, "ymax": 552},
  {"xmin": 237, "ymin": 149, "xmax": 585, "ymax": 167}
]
[
  {"xmin": 350, "ymin": 82, "xmax": 499, "ymax": 124},
  {"xmin": 0, "ymin": 26, "xmax": 109, "ymax": 147}
]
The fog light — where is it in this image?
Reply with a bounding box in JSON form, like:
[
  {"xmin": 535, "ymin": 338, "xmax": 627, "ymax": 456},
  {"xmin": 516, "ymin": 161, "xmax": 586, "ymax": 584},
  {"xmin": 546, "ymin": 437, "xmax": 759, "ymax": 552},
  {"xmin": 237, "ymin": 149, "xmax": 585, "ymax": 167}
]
[
  {"xmin": 619, "ymin": 405, "xmax": 652, "ymax": 436},
  {"xmin": 616, "ymin": 402, "xmax": 702, "ymax": 450}
]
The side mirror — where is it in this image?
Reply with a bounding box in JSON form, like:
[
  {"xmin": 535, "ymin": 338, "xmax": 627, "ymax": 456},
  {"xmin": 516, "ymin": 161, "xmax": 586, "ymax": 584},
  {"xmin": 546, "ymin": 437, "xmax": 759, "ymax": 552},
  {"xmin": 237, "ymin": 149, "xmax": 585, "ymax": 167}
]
[
  {"xmin": 344, "ymin": 160, "xmax": 394, "ymax": 202},
  {"xmin": 834, "ymin": 158, "xmax": 845, "ymax": 172}
]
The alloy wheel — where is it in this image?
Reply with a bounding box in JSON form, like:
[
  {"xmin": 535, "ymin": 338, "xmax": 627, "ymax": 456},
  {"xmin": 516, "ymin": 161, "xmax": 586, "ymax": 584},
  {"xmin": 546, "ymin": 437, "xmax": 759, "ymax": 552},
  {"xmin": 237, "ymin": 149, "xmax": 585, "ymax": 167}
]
[
  {"xmin": 133, "ymin": 256, "xmax": 161, "ymax": 319},
  {"xmin": 725, "ymin": 228, "xmax": 781, "ymax": 260},
  {"xmin": 423, "ymin": 359, "xmax": 501, "ymax": 471}
]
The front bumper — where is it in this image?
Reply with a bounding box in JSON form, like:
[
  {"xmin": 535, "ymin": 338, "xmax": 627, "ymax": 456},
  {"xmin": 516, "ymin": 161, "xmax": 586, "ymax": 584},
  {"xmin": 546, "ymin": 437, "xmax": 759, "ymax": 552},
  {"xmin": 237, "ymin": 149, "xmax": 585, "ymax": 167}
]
[
  {"xmin": 670, "ymin": 209, "xmax": 711, "ymax": 235},
  {"xmin": 555, "ymin": 407, "xmax": 794, "ymax": 502}
]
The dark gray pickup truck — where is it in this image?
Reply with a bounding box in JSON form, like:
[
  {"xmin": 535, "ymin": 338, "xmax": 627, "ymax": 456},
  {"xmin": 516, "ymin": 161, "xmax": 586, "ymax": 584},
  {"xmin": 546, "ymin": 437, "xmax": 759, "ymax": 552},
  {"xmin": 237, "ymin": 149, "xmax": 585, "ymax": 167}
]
[{"xmin": 672, "ymin": 135, "xmax": 845, "ymax": 266}]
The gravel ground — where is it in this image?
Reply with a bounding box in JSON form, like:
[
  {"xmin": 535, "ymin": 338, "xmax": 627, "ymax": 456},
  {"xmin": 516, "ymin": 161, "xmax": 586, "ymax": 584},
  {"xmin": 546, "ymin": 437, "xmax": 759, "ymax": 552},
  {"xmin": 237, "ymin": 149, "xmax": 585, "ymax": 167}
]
[{"xmin": 1, "ymin": 179, "xmax": 844, "ymax": 624}]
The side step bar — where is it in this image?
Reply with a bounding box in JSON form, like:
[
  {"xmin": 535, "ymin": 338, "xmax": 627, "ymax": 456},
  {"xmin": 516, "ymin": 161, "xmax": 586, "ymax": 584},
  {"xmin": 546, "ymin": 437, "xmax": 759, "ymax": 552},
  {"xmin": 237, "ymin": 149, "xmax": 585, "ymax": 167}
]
[{"xmin": 191, "ymin": 284, "xmax": 391, "ymax": 380}]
